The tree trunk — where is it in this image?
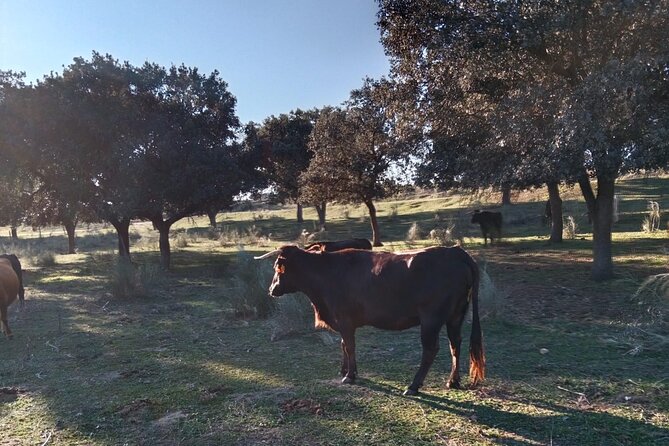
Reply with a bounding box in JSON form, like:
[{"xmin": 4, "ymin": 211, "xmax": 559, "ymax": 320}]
[
  {"xmin": 547, "ymin": 182, "xmax": 563, "ymax": 243},
  {"xmin": 10, "ymin": 226, "xmax": 18, "ymax": 240},
  {"xmin": 110, "ymin": 218, "xmax": 131, "ymax": 259},
  {"xmin": 315, "ymin": 202, "xmax": 327, "ymax": 231},
  {"xmin": 501, "ymin": 184, "xmax": 512, "ymax": 205},
  {"xmin": 365, "ymin": 200, "xmax": 383, "ymax": 247},
  {"xmin": 63, "ymin": 219, "xmax": 77, "ymax": 254},
  {"xmin": 296, "ymin": 203, "xmax": 304, "ymax": 223},
  {"xmin": 207, "ymin": 208, "xmax": 218, "ymax": 228},
  {"xmin": 153, "ymin": 220, "xmax": 173, "ymax": 270},
  {"xmin": 578, "ymin": 174, "xmax": 615, "ymax": 281}
]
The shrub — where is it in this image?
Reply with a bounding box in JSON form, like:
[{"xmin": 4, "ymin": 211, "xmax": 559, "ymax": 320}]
[
  {"xmin": 218, "ymin": 226, "xmax": 242, "ymax": 247},
  {"xmin": 429, "ymin": 223, "xmax": 458, "ymax": 246},
  {"xmin": 173, "ymin": 232, "xmax": 190, "ymax": 248},
  {"xmin": 109, "ymin": 258, "xmax": 164, "ymax": 299},
  {"xmin": 31, "ymin": 251, "xmax": 57, "ymax": 267},
  {"xmin": 225, "ymin": 249, "xmax": 276, "ymax": 319}
]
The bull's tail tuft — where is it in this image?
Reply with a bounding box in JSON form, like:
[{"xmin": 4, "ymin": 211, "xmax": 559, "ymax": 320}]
[{"xmin": 468, "ymin": 259, "xmax": 486, "ymax": 386}]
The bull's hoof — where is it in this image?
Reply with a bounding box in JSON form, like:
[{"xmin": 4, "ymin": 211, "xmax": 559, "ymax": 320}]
[
  {"xmin": 403, "ymin": 388, "xmax": 419, "ymax": 396},
  {"xmin": 341, "ymin": 376, "xmax": 355, "ymax": 385},
  {"xmin": 446, "ymin": 380, "xmax": 461, "ymax": 390}
]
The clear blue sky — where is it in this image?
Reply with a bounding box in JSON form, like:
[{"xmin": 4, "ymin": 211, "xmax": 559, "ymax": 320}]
[{"xmin": 0, "ymin": 0, "xmax": 390, "ymax": 124}]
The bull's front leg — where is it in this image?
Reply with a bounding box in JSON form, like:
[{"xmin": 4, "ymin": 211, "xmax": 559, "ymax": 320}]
[{"xmin": 339, "ymin": 328, "xmax": 357, "ymax": 384}]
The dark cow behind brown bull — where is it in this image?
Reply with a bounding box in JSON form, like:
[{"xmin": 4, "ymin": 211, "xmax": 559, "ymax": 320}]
[
  {"xmin": 0, "ymin": 257, "xmax": 20, "ymax": 338},
  {"xmin": 471, "ymin": 210, "xmax": 503, "ymax": 246},
  {"xmin": 304, "ymin": 238, "xmax": 372, "ymax": 253},
  {"xmin": 0, "ymin": 254, "xmax": 24, "ymax": 307},
  {"xmin": 255, "ymin": 245, "xmax": 485, "ymax": 395}
]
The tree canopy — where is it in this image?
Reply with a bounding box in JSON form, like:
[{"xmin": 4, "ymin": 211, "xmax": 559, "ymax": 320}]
[
  {"xmin": 378, "ymin": 0, "xmax": 669, "ymax": 279},
  {"xmin": 0, "ymin": 53, "xmax": 245, "ymax": 267}
]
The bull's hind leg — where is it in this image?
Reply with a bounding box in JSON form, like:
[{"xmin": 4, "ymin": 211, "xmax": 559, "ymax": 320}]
[
  {"xmin": 0, "ymin": 304, "xmax": 12, "ymax": 339},
  {"xmin": 445, "ymin": 321, "xmax": 463, "ymax": 389},
  {"xmin": 340, "ymin": 328, "xmax": 357, "ymax": 384},
  {"xmin": 405, "ymin": 323, "xmax": 441, "ymax": 396}
]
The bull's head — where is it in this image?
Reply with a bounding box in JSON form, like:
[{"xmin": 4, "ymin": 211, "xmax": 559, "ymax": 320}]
[
  {"xmin": 471, "ymin": 209, "xmax": 481, "ymax": 224},
  {"xmin": 254, "ymin": 245, "xmax": 301, "ymax": 297}
]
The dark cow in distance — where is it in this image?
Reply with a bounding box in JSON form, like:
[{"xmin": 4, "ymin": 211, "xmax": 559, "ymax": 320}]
[
  {"xmin": 471, "ymin": 210, "xmax": 502, "ymax": 246},
  {"xmin": 304, "ymin": 238, "xmax": 372, "ymax": 253},
  {"xmin": 0, "ymin": 257, "xmax": 20, "ymax": 338},
  {"xmin": 0, "ymin": 254, "xmax": 24, "ymax": 307},
  {"xmin": 255, "ymin": 245, "xmax": 485, "ymax": 395}
]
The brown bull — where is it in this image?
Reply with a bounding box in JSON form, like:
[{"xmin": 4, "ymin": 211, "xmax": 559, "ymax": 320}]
[
  {"xmin": 255, "ymin": 245, "xmax": 485, "ymax": 395},
  {"xmin": 0, "ymin": 254, "xmax": 25, "ymax": 307},
  {"xmin": 0, "ymin": 258, "xmax": 20, "ymax": 338}
]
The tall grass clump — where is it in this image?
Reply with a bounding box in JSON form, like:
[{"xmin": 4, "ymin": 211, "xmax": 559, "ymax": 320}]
[
  {"xmin": 429, "ymin": 222, "xmax": 459, "ymax": 246},
  {"xmin": 295, "ymin": 229, "xmax": 313, "ymax": 247},
  {"xmin": 563, "ymin": 216, "xmax": 578, "ymax": 240},
  {"xmin": 31, "ymin": 251, "xmax": 57, "ymax": 267},
  {"xmin": 388, "ymin": 204, "xmax": 399, "ymax": 220},
  {"xmin": 406, "ymin": 222, "xmax": 422, "ymax": 242},
  {"xmin": 218, "ymin": 225, "xmax": 268, "ymax": 247},
  {"xmin": 218, "ymin": 226, "xmax": 242, "ymax": 247},
  {"xmin": 268, "ymin": 294, "xmax": 314, "ymax": 341},
  {"xmin": 642, "ymin": 201, "xmax": 660, "ymax": 233},
  {"xmin": 225, "ymin": 249, "xmax": 276, "ymax": 319},
  {"xmin": 605, "ymin": 274, "xmax": 669, "ymax": 355},
  {"xmin": 477, "ymin": 264, "xmax": 508, "ymax": 320},
  {"xmin": 173, "ymin": 232, "xmax": 191, "ymax": 248},
  {"xmin": 109, "ymin": 258, "xmax": 164, "ymax": 299}
]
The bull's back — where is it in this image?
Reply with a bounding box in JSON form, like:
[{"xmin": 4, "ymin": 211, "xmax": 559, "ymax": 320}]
[
  {"xmin": 0, "ymin": 259, "xmax": 20, "ymax": 305},
  {"xmin": 334, "ymin": 247, "xmax": 474, "ymax": 329}
]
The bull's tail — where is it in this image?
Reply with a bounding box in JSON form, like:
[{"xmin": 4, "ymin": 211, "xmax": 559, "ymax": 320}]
[{"xmin": 468, "ymin": 258, "xmax": 485, "ymax": 386}]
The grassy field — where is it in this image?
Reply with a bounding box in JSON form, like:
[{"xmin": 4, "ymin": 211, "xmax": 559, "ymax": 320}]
[{"xmin": 1, "ymin": 177, "xmax": 668, "ymax": 445}]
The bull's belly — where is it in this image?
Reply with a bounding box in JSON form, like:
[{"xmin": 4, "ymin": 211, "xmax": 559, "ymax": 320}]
[{"xmin": 367, "ymin": 315, "xmax": 420, "ymax": 331}]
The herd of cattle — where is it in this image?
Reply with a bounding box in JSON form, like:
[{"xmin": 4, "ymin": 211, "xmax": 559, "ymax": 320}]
[{"xmin": 1, "ymin": 209, "xmax": 501, "ymax": 394}]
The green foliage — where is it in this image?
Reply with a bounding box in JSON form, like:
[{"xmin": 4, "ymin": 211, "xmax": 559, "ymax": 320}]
[
  {"xmin": 256, "ymin": 109, "xmax": 319, "ymax": 206},
  {"xmin": 378, "ymin": 0, "xmax": 669, "ymax": 279},
  {"xmin": 0, "ymin": 52, "xmax": 245, "ymax": 267}
]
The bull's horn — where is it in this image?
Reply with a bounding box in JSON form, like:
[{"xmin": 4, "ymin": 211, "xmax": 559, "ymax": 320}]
[{"xmin": 253, "ymin": 249, "xmax": 281, "ymax": 260}]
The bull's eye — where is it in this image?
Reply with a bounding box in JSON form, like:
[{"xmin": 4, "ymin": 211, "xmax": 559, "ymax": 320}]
[{"xmin": 275, "ymin": 264, "xmax": 285, "ymax": 274}]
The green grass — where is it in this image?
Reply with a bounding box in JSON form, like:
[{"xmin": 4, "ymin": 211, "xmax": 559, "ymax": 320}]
[{"xmin": 1, "ymin": 177, "xmax": 668, "ymax": 445}]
